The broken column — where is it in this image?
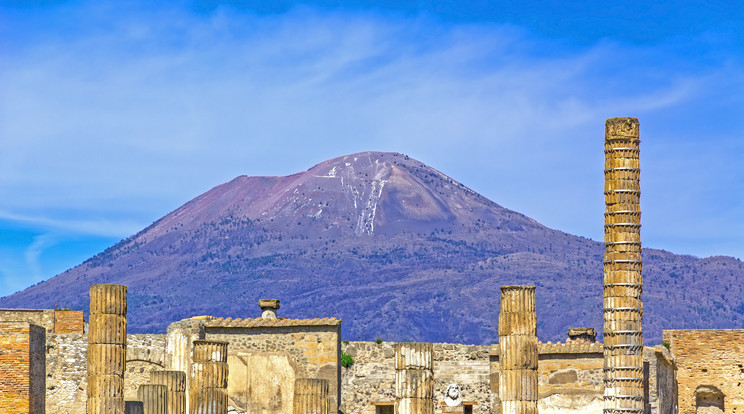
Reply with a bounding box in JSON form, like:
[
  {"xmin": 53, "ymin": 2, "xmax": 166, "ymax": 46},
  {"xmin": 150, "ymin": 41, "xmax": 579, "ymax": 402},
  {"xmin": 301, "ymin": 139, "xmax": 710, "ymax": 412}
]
[
  {"xmin": 499, "ymin": 285, "xmax": 538, "ymax": 414},
  {"xmin": 603, "ymin": 117, "xmax": 644, "ymax": 414},
  {"xmin": 293, "ymin": 378, "xmax": 330, "ymax": 414},
  {"xmin": 151, "ymin": 370, "xmax": 187, "ymax": 414},
  {"xmin": 87, "ymin": 284, "xmax": 127, "ymax": 414},
  {"xmin": 189, "ymin": 340, "xmax": 228, "ymax": 414},
  {"xmin": 137, "ymin": 384, "xmax": 167, "ymax": 414},
  {"xmin": 259, "ymin": 299, "xmax": 280, "ymax": 319},
  {"xmin": 394, "ymin": 342, "xmax": 434, "ymax": 414}
]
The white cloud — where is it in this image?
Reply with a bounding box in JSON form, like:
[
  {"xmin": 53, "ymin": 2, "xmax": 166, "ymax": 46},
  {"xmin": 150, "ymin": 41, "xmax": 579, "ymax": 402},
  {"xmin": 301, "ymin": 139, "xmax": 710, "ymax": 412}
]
[{"xmin": 0, "ymin": 3, "xmax": 741, "ymax": 261}]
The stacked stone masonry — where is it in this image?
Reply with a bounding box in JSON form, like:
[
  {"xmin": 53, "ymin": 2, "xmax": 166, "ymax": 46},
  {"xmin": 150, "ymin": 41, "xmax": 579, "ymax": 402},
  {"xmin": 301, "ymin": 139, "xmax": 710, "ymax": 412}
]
[
  {"xmin": 150, "ymin": 370, "xmax": 186, "ymax": 414},
  {"xmin": 87, "ymin": 284, "xmax": 128, "ymax": 414},
  {"xmin": 664, "ymin": 329, "xmax": 744, "ymax": 414},
  {"xmin": 604, "ymin": 117, "xmax": 644, "ymax": 414},
  {"xmin": 395, "ymin": 342, "xmax": 434, "ymax": 414},
  {"xmin": 499, "ymin": 286, "xmax": 538, "ymax": 414},
  {"xmin": 190, "ymin": 340, "xmax": 229, "ymax": 414}
]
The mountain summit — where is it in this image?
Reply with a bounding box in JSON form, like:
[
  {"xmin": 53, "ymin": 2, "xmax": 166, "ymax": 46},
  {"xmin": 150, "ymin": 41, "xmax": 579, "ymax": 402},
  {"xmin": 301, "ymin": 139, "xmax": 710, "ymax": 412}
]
[{"xmin": 2, "ymin": 151, "xmax": 742, "ymax": 344}]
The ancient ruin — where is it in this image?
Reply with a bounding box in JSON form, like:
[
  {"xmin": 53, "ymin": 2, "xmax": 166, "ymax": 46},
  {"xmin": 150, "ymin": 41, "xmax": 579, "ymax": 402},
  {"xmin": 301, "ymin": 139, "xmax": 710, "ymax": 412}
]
[
  {"xmin": 190, "ymin": 340, "xmax": 229, "ymax": 413},
  {"xmin": 0, "ymin": 117, "xmax": 741, "ymax": 413},
  {"xmin": 87, "ymin": 284, "xmax": 128, "ymax": 414},
  {"xmin": 498, "ymin": 286, "xmax": 538, "ymax": 414},
  {"xmin": 603, "ymin": 117, "xmax": 644, "ymax": 414},
  {"xmin": 394, "ymin": 342, "xmax": 434, "ymax": 414}
]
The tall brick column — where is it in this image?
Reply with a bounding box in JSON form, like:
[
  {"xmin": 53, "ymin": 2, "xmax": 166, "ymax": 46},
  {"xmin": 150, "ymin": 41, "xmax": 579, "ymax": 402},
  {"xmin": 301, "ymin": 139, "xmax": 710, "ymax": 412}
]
[
  {"xmin": 0, "ymin": 322, "xmax": 45, "ymax": 414},
  {"xmin": 87, "ymin": 284, "xmax": 127, "ymax": 414},
  {"xmin": 394, "ymin": 342, "xmax": 434, "ymax": 414},
  {"xmin": 151, "ymin": 370, "xmax": 186, "ymax": 414},
  {"xmin": 293, "ymin": 378, "xmax": 330, "ymax": 414},
  {"xmin": 189, "ymin": 340, "xmax": 228, "ymax": 414},
  {"xmin": 499, "ymin": 285, "xmax": 538, "ymax": 414},
  {"xmin": 603, "ymin": 117, "xmax": 644, "ymax": 414}
]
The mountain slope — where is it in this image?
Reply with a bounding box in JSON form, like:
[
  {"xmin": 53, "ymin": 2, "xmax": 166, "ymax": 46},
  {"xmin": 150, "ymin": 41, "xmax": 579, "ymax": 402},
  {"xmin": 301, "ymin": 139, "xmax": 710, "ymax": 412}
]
[{"xmin": 2, "ymin": 151, "xmax": 743, "ymax": 344}]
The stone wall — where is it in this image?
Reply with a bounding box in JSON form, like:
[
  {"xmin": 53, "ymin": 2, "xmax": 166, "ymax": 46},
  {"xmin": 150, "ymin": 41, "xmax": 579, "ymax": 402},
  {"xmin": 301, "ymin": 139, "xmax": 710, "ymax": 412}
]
[
  {"xmin": 492, "ymin": 341, "xmax": 604, "ymax": 414},
  {"xmin": 45, "ymin": 333, "xmax": 167, "ymax": 414},
  {"xmin": 0, "ymin": 309, "xmax": 55, "ymax": 333},
  {"xmin": 644, "ymin": 346, "xmax": 677, "ymax": 414},
  {"xmin": 0, "ymin": 308, "xmax": 85, "ymax": 334},
  {"xmin": 199, "ymin": 318, "xmax": 341, "ymax": 414},
  {"xmin": 0, "ymin": 322, "xmax": 46, "ymax": 414},
  {"xmin": 343, "ymin": 340, "xmax": 676, "ymax": 414},
  {"xmin": 664, "ymin": 329, "xmax": 744, "ymax": 414},
  {"xmin": 341, "ymin": 341, "xmax": 491, "ymax": 414}
]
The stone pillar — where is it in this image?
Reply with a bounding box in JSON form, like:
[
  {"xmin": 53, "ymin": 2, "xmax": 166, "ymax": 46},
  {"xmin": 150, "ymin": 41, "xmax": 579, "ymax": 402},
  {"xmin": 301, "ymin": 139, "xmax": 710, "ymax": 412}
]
[
  {"xmin": 498, "ymin": 285, "xmax": 538, "ymax": 414},
  {"xmin": 603, "ymin": 117, "xmax": 644, "ymax": 414},
  {"xmin": 259, "ymin": 298, "xmax": 281, "ymax": 319},
  {"xmin": 293, "ymin": 378, "xmax": 330, "ymax": 414},
  {"xmin": 189, "ymin": 340, "xmax": 228, "ymax": 414},
  {"xmin": 394, "ymin": 342, "xmax": 434, "ymax": 414},
  {"xmin": 87, "ymin": 284, "xmax": 127, "ymax": 414},
  {"xmin": 138, "ymin": 384, "xmax": 167, "ymax": 414},
  {"xmin": 166, "ymin": 319, "xmax": 205, "ymax": 413},
  {"xmin": 151, "ymin": 370, "xmax": 187, "ymax": 414}
]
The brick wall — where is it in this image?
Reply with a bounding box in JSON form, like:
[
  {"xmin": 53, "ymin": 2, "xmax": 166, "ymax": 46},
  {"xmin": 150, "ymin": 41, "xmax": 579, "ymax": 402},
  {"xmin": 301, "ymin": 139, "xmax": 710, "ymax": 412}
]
[
  {"xmin": 53, "ymin": 311, "xmax": 84, "ymax": 334},
  {"xmin": 0, "ymin": 322, "xmax": 45, "ymax": 413},
  {"xmin": 664, "ymin": 329, "xmax": 744, "ymax": 414}
]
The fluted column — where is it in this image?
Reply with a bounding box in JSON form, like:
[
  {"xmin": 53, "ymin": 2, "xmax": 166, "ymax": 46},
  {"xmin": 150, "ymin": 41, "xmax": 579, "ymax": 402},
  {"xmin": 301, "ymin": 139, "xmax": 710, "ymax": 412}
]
[
  {"xmin": 394, "ymin": 342, "xmax": 433, "ymax": 414},
  {"xmin": 87, "ymin": 284, "xmax": 127, "ymax": 414},
  {"xmin": 138, "ymin": 384, "xmax": 167, "ymax": 414},
  {"xmin": 499, "ymin": 285, "xmax": 538, "ymax": 414},
  {"xmin": 189, "ymin": 340, "xmax": 228, "ymax": 414},
  {"xmin": 293, "ymin": 378, "xmax": 330, "ymax": 414},
  {"xmin": 603, "ymin": 117, "xmax": 644, "ymax": 414},
  {"xmin": 151, "ymin": 370, "xmax": 186, "ymax": 414}
]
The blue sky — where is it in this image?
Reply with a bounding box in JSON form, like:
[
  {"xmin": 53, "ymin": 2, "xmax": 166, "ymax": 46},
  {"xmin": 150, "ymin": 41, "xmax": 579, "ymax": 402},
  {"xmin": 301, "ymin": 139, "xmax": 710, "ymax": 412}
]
[{"xmin": 1, "ymin": 0, "xmax": 743, "ymax": 298}]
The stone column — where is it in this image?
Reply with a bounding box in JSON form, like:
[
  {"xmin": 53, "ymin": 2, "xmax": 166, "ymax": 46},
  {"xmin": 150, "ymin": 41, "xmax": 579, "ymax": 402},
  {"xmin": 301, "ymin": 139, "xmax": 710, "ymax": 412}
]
[
  {"xmin": 603, "ymin": 117, "xmax": 644, "ymax": 414},
  {"xmin": 293, "ymin": 378, "xmax": 330, "ymax": 414},
  {"xmin": 189, "ymin": 340, "xmax": 228, "ymax": 414},
  {"xmin": 87, "ymin": 284, "xmax": 127, "ymax": 414},
  {"xmin": 166, "ymin": 319, "xmax": 205, "ymax": 413},
  {"xmin": 138, "ymin": 384, "xmax": 167, "ymax": 414},
  {"xmin": 151, "ymin": 370, "xmax": 187, "ymax": 414},
  {"xmin": 499, "ymin": 285, "xmax": 538, "ymax": 414},
  {"xmin": 394, "ymin": 342, "xmax": 434, "ymax": 414}
]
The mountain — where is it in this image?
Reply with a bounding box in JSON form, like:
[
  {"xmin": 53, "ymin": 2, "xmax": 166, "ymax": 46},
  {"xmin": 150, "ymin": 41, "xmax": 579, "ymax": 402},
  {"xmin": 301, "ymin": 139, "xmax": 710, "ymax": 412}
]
[{"xmin": 2, "ymin": 151, "xmax": 743, "ymax": 344}]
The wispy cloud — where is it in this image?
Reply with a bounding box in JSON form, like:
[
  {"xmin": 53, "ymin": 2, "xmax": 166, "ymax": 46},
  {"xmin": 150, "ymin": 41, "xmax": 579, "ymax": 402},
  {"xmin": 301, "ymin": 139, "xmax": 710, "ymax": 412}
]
[{"xmin": 0, "ymin": 1, "xmax": 742, "ymax": 269}]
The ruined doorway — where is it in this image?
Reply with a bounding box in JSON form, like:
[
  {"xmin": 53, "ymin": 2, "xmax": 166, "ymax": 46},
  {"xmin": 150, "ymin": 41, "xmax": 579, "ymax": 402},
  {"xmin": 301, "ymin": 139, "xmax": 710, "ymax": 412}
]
[{"xmin": 695, "ymin": 385, "xmax": 724, "ymax": 414}]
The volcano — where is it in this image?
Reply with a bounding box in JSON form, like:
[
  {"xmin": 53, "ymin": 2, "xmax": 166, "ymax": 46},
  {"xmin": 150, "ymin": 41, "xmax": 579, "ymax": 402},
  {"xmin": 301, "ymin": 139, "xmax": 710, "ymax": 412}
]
[{"xmin": 2, "ymin": 151, "xmax": 742, "ymax": 344}]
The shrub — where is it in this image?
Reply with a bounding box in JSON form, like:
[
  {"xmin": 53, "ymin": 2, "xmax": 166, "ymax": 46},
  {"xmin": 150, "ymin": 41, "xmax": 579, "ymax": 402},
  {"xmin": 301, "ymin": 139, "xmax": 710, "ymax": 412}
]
[
  {"xmin": 342, "ymin": 340, "xmax": 349, "ymax": 345},
  {"xmin": 341, "ymin": 351, "xmax": 354, "ymax": 368},
  {"xmin": 375, "ymin": 336, "xmax": 382, "ymax": 344}
]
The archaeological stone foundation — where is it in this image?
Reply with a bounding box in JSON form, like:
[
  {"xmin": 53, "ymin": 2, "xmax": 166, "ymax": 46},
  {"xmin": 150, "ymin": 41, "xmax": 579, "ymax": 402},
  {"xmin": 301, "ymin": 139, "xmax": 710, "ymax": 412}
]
[{"xmin": 0, "ymin": 117, "xmax": 742, "ymax": 413}]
